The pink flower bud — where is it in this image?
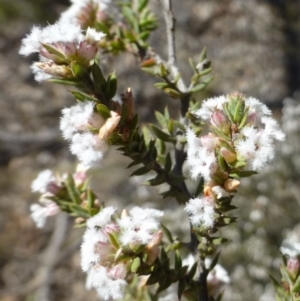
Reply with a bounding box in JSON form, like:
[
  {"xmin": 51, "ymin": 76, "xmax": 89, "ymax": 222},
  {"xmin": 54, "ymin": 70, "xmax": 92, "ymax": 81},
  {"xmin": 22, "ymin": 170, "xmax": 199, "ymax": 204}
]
[
  {"xmin": 287, "ymin": 258, "xmax": 300, "ymax": 274},
  {"xmin": 247, "ymin": 112, "xmax": 257, "ymax": 124},
  {"xmin": 77, "ymin": 40, "xmax": 98, "ymax": 62},
  {"xmin": 46, "ymin": 202, "xmax": 60, "ymax": 216},
  {"xmin": 107, "ymin": 263, "xmax": 127, "ymax": 280},
  {"xmin": 224, "ymin": 179, "xmax": 240, "ymax": 192},
  {"xmin": 105, "ymin": 223, "xmax": 120, "ymax": 235},
  {"xmin": 220, "ymin": 147, "xmax": 236, "ymax": 163},
  {"xmin": 201, "ymin": 135, "xmax": 216, "ymax": 151},
  {"xmin": 210, "ymin": 111, "xmax": 227, "ymax": 127},
  {"xmin": 46, "ymin": 181, "xmax": 62, "ymax": 195},
  {"xmin": 99, "ymin": 112, "xmax": 121, "ymax": 139},
  {"xmin": 35, "ymin": 62, "xmax": 73, "ymax": 78},
  {"xmin": 95, "ymin": 241, "xmax": 115, "ymax": 258}
]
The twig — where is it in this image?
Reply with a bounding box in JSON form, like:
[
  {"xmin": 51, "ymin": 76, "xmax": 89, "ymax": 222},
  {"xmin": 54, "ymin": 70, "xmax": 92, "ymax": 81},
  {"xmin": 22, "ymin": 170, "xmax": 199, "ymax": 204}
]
[
  {"xmin": 159, "ymin": 0, "xmax": 176, "ymax": 66},
  {"xmin": 158, "ymin": 0, "xmax": 187, "ymax": 94}
]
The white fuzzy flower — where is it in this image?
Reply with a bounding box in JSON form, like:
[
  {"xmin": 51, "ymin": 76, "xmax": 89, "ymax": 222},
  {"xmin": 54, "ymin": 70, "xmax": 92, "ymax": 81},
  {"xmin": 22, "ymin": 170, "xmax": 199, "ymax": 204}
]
[
  {"xmin": 186, "ymin": 128, "xmax": 217, "ymax": 182},
  {"xmin": 59, "ymin": 0, "xmax": 110, "ymax": 27},
  {"xmin": 194, "ymin": 95, "xmax": 227, "ymax": 120},
  {"xmin": 19, "ymin": 22, "xmax": 83, "ymax": 56},
  {"xmin": 236, "ymin": 122, "xmax": 284, "ymax": 171},
  {"xmin": 70, "ymin": 132, "xmax": 108, "ymax": 167},
  {"xmin": 60, "ymin": 102, "xmax": 104, "ymax": 140},
  {"xmin": 184, "ymin": 197, "xmax": 215, "ymax": 228},
  {"xmin": 86, "ymin": 27, "xmax": 105, "ymax": 43},
  {"xmin": 212, "ymin": 185, "xmax": 230, "ymax": 199},
  {"xmin": 280, "ymin": 243, "xmax": 300, "ymax": 259},
  {"xmin": 30, "ymin": 202, "xmax": 59, "ymax": 228},
  {"xmin": 87, "ymin": 206, "xmax": 116, "ymax": 229},
  {"xmin": 81, "ymin": 207, "xmax": 127, "ymax": 300},
  {"xmin": 118, "ymin": 207, "xmax": 164, "ymax": 246},
  {"xmin": 86, "ymin": 266, "xmax": 126, "ymax": 301},
  {"xmin": 31, "ymin": 169, "xmax": 56, "ymax": 194},
  {"xmin": 81, "ymin": 208, "xmax": 117, "ymax": 271}
]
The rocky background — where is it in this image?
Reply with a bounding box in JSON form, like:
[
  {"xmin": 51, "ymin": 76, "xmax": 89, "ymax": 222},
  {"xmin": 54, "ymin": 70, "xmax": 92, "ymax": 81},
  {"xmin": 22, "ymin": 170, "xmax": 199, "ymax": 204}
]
[{"xmin": 1, "ymin": 0, "xmax": 300, "ymax": 301}]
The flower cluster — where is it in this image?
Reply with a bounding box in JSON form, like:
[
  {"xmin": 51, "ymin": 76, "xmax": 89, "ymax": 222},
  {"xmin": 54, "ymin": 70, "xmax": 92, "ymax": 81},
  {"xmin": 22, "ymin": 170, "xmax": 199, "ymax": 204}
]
[
  {"xmin": 19, "ymin": 22, "xmax": 104, "ymax": 81},
  {"xmin": 30, "ymin": 165, "xmax": 88, "ymax": 228},
  {"xmin": 30, "ymin": 169, "xmax": 63, "ymax": 228},
  {"xmin": 185, "ymin": 93, "xmax": 285, "ymax": 229},
  {"xmin": 60, "ymin": 101, "xmax": 120, "ymax": 167},
  {"xmin": 81, "ymin": 206, "xmax": 163, "ymax": 300},
  {"xmin": 59, "ymin": 0, "xmax": 110, "ymax": 28}
]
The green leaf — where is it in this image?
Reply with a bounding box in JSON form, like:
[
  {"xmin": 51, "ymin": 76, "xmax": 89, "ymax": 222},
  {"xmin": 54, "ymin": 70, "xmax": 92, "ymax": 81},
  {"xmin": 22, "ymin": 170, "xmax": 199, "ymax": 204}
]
[
  {"xmin": 229, "ymin": 170, "xmax": 257, "ymax": 178},
  {"xmin": 149, "ymin": 125, "xmax": 176, "ymax": 143},
  {"xmin": 164, "ymin": 88, "xmax": 181, "ymax": 98},
  {"xmin": 160, "ymin": 223, "xmax": 173, "ymax": 243},
  {"xmin": 190, "ymin": 83, "xmax": 207, "ymax": 93},
  {"xmin": 95, "ymin": 103, "xmax": 111, "ymax": 119},
  {"xmin": 198, "ymin": 67, "xmax": 213, "ymax": 76},
  {"xmin": 155, "ymin": 111, "xmax": 167, "ymax": 128},
  {"xmin": 164, "ymin": 153, "xmax": 172, "ymax": 172},
  {"xmin": 146, "ymin": 270, "xmax": 162, "ymax": 285},
  {"xmin": 129, "ymin": 113, "xmax": 139, "ymax": 130},
  {"xmin": 70, "ymin": 91, "xmax": 99, "ymax": 102},
  {"xmin": 69, "ymin": 204, "xmax": 89, "ymax": 218},
  {"xmin": 87, "ymin": 189, "xmax": 95, "ymax": 209},
  {"xmin": 211, "ymin": 237, "xmax": 230, "ymax": 246},
  {"xmin": 160, "ymin": 247, "xmax": 169, "ymax": 264},
  {"xmin": 142, "ymin": 125, "xmax": 153, "ymax": 146},
  {"xmin": 48, "ymin": 78, "xmax": 81, "ymax": 86},
  {"xmin": 233, "ymin": 99, "xmax": 245, "ymax": 124},
  {"xmin": 41, "ymin": 43, "xmax": 66, "ymax": 61},
  {"xmin": 65, "ymin": 173, "xmax": 82, "ymax": 205},
  {"xmin": 71, "ymin": 62, "xmax": 89, "ymax": 78},
  {"xmin": 104, "ymin": 72, "xmax": 117, "ymax": 99},
  {"xmin": 108, "ymin": 233, "xmax": 120, "ymax": 249},
  {"xmin": 91, "ymin": 63, "xmax": 106, "ymax": 95},
  {"xmin": 122, "ymin": 6, "xmax": 136, "ymax": 25},
  {"xmin": 95, "ymin": 21, "xmax": 110, "ymax": 34},
  {"xmin": 175, "ymin": 251, "xmax": 182, "ymax": 271},
  {"xmin": 199, "ymin": 46, "xmax": 207, "ymax": 62},
  {"xmin": 130, "ymin": 165, "xmax": 150, "ymax": 176},
  {"xmin": 209, "ymin": 252, "xmax": 221, "ymax": 271},
  {"xmin": 164, "ymin": 107, "xmax": 170, "ymax": 120},
  {"xmin": 187, "ymin": 262, "xmax": 197, "ymax": 280},
  {"xmin": 230, "ymin": 160, "xmax": 247, "ymax": 169},
  {"xmin": 167, "ymin": 119, "xmax": 174, "ymax": 134},
  {"xmin": 222, "ymin": 103, "xmax": 234, "ymax": 124},
  {"xmin": 138, "ymin": 0, "xmax": 148, "ymax": 12},
  {"xmin": 131, "ymin": 257, "xmax": 141, "ymax": 273},
  {"xmin": 238, "ymin": 106, "xmax": 250, "ymax": 129},
  {"xmin": 178, "ymin": 278, "xmax": 186, "ymax": 300},
  {"xmin": 178, "ymin": 265, "xmax": 189, "ymax": 279},
  {"xmin": 146, "ymin": 174, "xmax": 165, "ymax": 186},
  {"xmin": 156, "ymin": 277, "xmax": 172, "ymax": 295},
  {"xmin": 292, "ymin": 274, "xmax": 300, "ymax": 293},
  {"xmin": 172, "ymin": 120, "xmax": 186, "ymax": 132},
  {"xmin": 160, "ymin": 64, "xmax": 168, "ymax": 77},
  {"xmin": 141, "ymin": 66, "xmax": 159, "ymax": 76}
]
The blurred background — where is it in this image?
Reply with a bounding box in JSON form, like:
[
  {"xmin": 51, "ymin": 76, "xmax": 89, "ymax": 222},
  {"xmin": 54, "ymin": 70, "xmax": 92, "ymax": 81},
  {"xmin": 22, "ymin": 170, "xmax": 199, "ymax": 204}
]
[{"xmin": 0, "ymin": 0, "xmax": 300, "ymax": 300}]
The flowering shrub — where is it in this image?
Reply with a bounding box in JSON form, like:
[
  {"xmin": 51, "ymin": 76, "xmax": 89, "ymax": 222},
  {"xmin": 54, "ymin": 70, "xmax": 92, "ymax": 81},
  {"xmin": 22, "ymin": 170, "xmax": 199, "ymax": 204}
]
[{"xmin": 20, "ymin": 0, "xmax": 292, "ymax": 300}]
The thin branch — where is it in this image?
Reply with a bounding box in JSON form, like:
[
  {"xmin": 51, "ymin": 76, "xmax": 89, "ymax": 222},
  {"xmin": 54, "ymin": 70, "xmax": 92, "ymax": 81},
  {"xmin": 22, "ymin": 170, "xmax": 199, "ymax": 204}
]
[
  {"xmin": 159, "ymin": 0, "xmax": 176, "ymax": 66},
  {"xmin": 158, "ymin": 0, "xmax": 187, "ymax": 93}
]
